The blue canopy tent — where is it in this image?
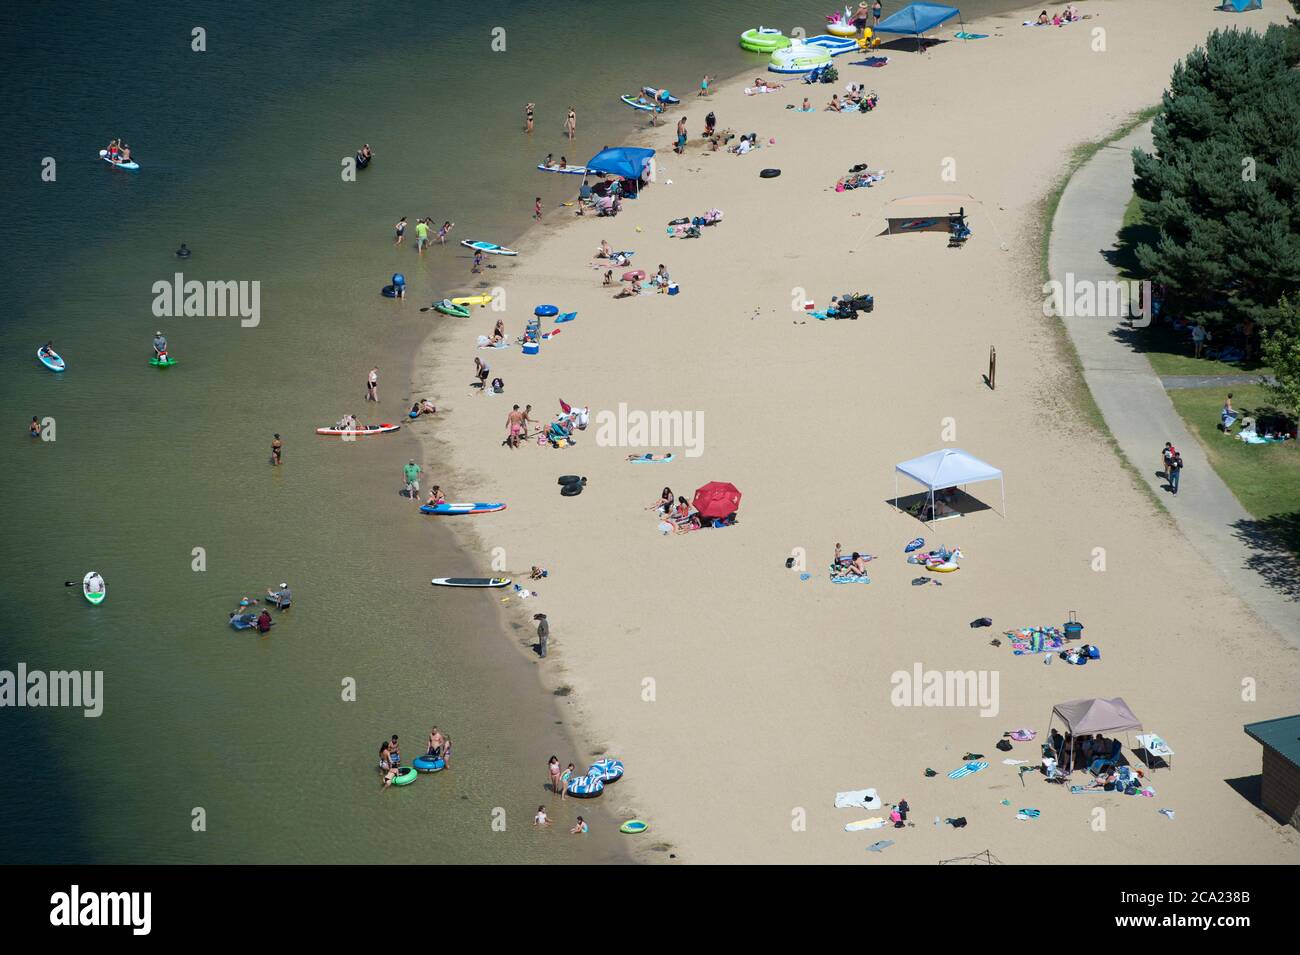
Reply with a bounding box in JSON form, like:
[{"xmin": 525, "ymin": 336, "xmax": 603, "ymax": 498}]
[
  {"xmin": 586, "ymin": 147, "xmax": 655, "ymax": 180},
  {"xmin": 1219, "ymin": 0, "xmax": 1261, "ymax": 11},
  {"xmin": 874, "ymin": 2, "xmax": 962, "ymax": 53}
]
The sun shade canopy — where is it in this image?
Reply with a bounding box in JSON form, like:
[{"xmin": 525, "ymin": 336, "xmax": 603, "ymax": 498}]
[
  {"xmin": 586, "ymin": 146, "xmax": 656, "ymax": 180},
  {"xmin": 1050, "ymin": 697, "xmax": 1143, "ymax": 735},
  {"xmin": 895, "ymin": 448, "xmax": 1001, "ymax": 490},
  {"xmin": 874, "ymin": 3, "xmax": 962, "ymax": 36}
]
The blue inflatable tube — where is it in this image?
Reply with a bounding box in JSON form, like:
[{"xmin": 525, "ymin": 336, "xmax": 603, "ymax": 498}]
[
  {"xmin": 534, "ymin": 304, "xmax": 559, "ymax": 317},
  {"xmin": 413, "ymin": 754, "xmax": 446, "ymax": 773}
]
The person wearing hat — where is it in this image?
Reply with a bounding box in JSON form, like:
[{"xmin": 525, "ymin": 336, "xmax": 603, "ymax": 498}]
[
  {"xmin": 403, "ymin": 459, "xmax": 423, "ymax": 502},
  {"xmin": 270, "ymin": 433, "xmax": 282, "ymax": 466},
  {"xmin": 268, "ymin": 582, "xmax": 291, "ymax": 609},
  {"xmin": 152, "ymin": 330, "xmax": 167, "ymax": 358},
  {"xmin": 534, "ymin": 613, "xmax": 549, "ymax": 658}
]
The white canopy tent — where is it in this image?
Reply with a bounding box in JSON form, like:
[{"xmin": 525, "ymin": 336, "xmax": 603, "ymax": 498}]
[{"xmin": 893, "ymin": 448, "xmax": 1005, "ymax": 525}]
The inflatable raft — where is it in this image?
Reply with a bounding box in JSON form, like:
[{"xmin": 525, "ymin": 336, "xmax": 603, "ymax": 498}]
[
  {"xmin": 769, "ymin": 44, "xmax": 833, "ymax": 74},
  {"xmin": 740, "ymin": 27, "xmax": 792, "ymax": 52},
  {"xmin": 314, "ymin": 423, "xmax": 400, "ymax": 436}
]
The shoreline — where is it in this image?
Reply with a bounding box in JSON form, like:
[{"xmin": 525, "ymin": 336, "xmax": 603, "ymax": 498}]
[{"xmin": 412, "ymin": 0, "xmax": 1300, "ymax": 864}]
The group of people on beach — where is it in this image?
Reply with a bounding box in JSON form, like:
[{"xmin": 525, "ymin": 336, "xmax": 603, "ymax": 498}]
[
  {"xmin": 395, "ymin": 216, "xmax": 454, "ymax": 254},
  {"xmin": 1035, "ymin": 4, "xmax": 1082, "ymax": 25},
  {"xmin": 648, "ymin": 486, "xmax": 702, "ymax": 534},
  {"xmin": 538, "ymin": 756, "xmax": 589, "ymax": 833}
]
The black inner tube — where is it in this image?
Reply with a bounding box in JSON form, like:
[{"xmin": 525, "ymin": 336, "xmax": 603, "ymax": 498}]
[{"xmin": 760, "ymin": 168, "xmax": 781, "ymax": 178}]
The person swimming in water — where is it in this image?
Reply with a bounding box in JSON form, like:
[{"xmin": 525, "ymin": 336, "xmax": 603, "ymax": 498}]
[
  {"xmin": 175, "ymin": 243, "xmax": 191, "ymax": 258},
  {"xmin": 29, "ymin": 416, "xmax": 41, "ymax": 437}
]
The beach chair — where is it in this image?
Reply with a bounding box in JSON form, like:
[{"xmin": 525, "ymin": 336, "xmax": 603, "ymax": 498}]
[{"xmin": 1087, "ymin": 740, "xmax": 1123, "ymax": 777}]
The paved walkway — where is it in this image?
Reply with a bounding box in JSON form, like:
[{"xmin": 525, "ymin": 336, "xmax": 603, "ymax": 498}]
[{"xmin": 1049, "ymin": 124, "xmax": 1299, "ymax": 642}]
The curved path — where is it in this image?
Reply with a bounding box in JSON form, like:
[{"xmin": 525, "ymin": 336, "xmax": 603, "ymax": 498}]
[{"xmin": 1048, "ymin": 123, "xmax": 1299, "ymax": 642}]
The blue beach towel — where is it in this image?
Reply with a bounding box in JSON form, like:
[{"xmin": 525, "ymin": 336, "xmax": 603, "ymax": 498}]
[
  {"xmin": 948, "ymin": 761, "xmax": 988, "ymax": 779},
  {"xmin": 831, "ymin": 574, "xmax": 871, "ymax": 584}
]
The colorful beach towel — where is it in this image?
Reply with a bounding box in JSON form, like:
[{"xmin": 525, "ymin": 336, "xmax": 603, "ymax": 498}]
[
  {"xmin": 1007, "ymin": 626, "xmax": 1065, "ymax": 655},
  {"xmin": 948, "ymin": 761, "xmax": 988, "ymax": 780},
  {"xmin": 830, "ymin": 574, "xmax": 872, "ymax": 584}
]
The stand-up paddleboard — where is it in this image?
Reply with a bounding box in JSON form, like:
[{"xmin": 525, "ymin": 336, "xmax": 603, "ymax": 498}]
[
  {"xmin": 620, "ymin": 94, "xmax": 657, "ymax": 112},
  {"xmin": 150, "ymin": 353, "xmax": 178, "ymax": 367},
  {"xmin": 82, "ymin": 572, "xmax": 106, "ymax": 605},
  {"xmin": 450, "ymin": 293, "xmax": 494, "ymax": 307},
  {"xmin": 536, "ymin": 163, "xmax": 588, "ymax": 175},
  {"xmin": 230, "ymin": 613, "xmax": 275, "ymax": 631},
  {"xmin": 430, "ymin": 577, "xmax": 512, "ymax": 588},
  {"xmin": 37, "ymin": 347, "xmax": 66, "ymax": 372},
  {"xmin": 641, "ymin": 86, "xmax": 680, "ymax": 104},
  {"xmin": 419, "ymin": 502, "xmax": 507, "ymax": 515},
  {"xmin": 98, "ymin": 150, "xmax": 140, "ymax": 171},
  {"xmin": 461, "ymin": 240, "xmax": 517, "ymax": 256},
  {"xmin": 628, "ymin": 452, "xmax": 674, "ymax": 464},
  {"xmin": 314, "ymin": 422, "xmax": 400, "ymax": 436}
]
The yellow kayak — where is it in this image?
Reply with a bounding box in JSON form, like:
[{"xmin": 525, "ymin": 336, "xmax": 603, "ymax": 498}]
[{"xmin": 450, "ymin": 294, "xmax": 494, "ymax": 307}]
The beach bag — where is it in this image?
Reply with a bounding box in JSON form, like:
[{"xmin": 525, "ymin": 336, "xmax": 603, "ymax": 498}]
[{"xmin": 996, "ymin": 739, "xmax": 1013, "ymax": 752}]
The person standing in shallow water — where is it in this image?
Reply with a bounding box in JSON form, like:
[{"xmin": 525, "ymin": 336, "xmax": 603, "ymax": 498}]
[{"xmin": 270, "ymin": 433, "xmax": 282, "ymax": 466}]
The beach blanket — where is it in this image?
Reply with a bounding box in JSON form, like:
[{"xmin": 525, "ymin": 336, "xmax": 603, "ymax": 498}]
[
  {"xmin": 834, "ymin": 789, "xmax": 882, "ymax": 810},
  {"xmin": 1008, "ymin": 728, "xmax": 1036, "ymax": 741},
  {"xmin": 1002, "ymin": 759, "xmax": 1029, "ymax": 765},
  {"xmin": 1007, "ymin": 626, "xmax": 1065, "ymax": 655},
  {"xmin": 743, "ymin": 86, "xmax": 779, "ymax": 95},
  {"xmin": 830, "ymin": 574, "xmax": 871, "ymax": 584},
  {"xmin": 947, "ymin": 761, "xmax": 988, "ymax": 779}
]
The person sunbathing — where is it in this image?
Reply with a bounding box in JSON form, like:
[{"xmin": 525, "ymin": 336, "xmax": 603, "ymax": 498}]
[
  {"xmin": 1036, "ymin": 10, "xmax": 1050, "ymax": 24},
  {"xmin": 614, "ymin": 279, "xmax": 642, "ymax": 298},
  {"xmin": 753, "ymin": 77, "xmax": 782, "ymax": 90},
  {"xmin": 489, "ymin": 319, "xmax": 506, "ymax": 345},
  {"xmin": 826, "ymin": 94, "xmax": 841, "ymax": 112},
  {"xmin": 1062, "ymin": 3, "xmax": 1079, "ymax": 20},
  {"xmin": 847, "ymin": 553, "xmax": 871, "ymax": 576},
  {"xmin": 647, "ymin": 487, "xmax": 673, "ymax": 515}
]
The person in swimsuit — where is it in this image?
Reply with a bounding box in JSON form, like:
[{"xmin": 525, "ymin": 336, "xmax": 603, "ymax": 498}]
[
  {"xmin": 394, "ymin": 216, "xmax": 407, "ymax": 246},
  {"xmin": 854, "ymin": 2, "xmax": 871, "ymax": 35},
  {"xmin": 647, "ymin": 487, "xmax": 674, "ymax": 515},
  {"xmin": 699, "ymin": 74, "xmax": 712, "ymax": 97},
  {"xmin": 255, "ymin": 609, "xmax": 273, "ymax": 633},
  {"xmin": 571, "ymin": 816, "xmax": 588, "ymax": 834},
  {"xmin": 426, "ymin": 726, "xmax": 443, "ymax": 757},
  {"xmin": 472, "ymin": 249, "xmax": 483, "ymax": 274},
  {"xmin": 378, "ymin": 742, "xmax": 397, "ymax": 789},
  {"xmin": 534, "ymin": 196, "xmax": 543, "ymax": 220},
  {"xmin": 437, "ymin": 220, "xmax": 453, "ymax": 244},
  {"xmin": 871, "ymin": 1, "xmax": 883, "ymax": 30},
  {"xmin": 548, "ymin": 756, "xmax": 562, "ymax": 794},
  {"xmin": 848, "ymin": 553, "xmax": 871, "ymax": 576},
  {"xmin": 425, "ymin": 485, "xmax": 445, "ymax": 507},
  {"xmin": 525, "ymin": 102, "xmax": 535, "ymax": 133},
  {"xmin": 560, "ymin": 762, "xmax": 576, "ymax": 799},
  {"xmin": 675, "ymin": 116, "xmax": 688, "ymax": 154},
  {"xmin": 566, "ymin": 108, "xmax": 577, "ymax": 141},
  {"xmin": 270, "ymin": 433, "xmax": 282, "ymax": 465},
  {"xmin": 474, "ymin": 356, "xmax": 490, "ymax": 390},
  {"xmin": 30, "ymin": 416, "xmax": 41, "ymax": 437},
  {"xmin": 366, "ymin": 367, "xmax": 379, "ymax": 403},
  {"xmin": 388, "ymin": 735, "xmax": 401, "ymax": 768},
  {"xmin": 506, "ymin": 405, "xmax": 525, "ymax": 449},
  {"xmin": 534, "ymin": 806, "xmax": 551, "ymax": 827},
  {"xmin": 440, "ymin": 736, "xmax": 452, "ymax": 767}
]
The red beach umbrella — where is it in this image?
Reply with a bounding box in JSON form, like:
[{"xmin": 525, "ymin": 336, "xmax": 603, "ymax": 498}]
[{"xmin": 692, "ymin": 481, "xmax": 742, "ymax": 519}]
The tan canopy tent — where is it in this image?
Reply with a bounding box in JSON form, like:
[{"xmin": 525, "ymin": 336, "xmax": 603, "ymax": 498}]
[{"xmin": 1046, "ymin": 697, "xmax": 1143, "ymax": 774}]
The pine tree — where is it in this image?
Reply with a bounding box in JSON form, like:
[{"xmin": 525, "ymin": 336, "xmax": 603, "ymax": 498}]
[
  {"xmin": 1261, "ymin": 296, "xmax": 1300, "ymax": 417},
  {"xmin": 1131, "ymin": 28, "xmax": 1300, "ymax": 335}
]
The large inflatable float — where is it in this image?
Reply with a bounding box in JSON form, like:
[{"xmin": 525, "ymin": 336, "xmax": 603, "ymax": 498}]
[
  {"xmin": 740, "ymin": 27, "xmax": 792, "ymax": 52},
  {"xmin": 769, "ymin": 44, "xmax": 834, "ymax": 74}
]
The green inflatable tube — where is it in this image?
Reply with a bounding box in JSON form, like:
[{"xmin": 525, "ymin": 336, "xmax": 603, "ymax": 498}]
[
  {"xmin": 740, "ymin": 28, "xmax": 791, "ymax": 53},
  {"xmin": 391, "ymin": 766, "xmax": 417, "ymax": 786}
]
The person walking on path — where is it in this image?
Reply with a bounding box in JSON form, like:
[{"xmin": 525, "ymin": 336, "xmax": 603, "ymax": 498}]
[
  {"xmin": 1192, "ymin": 323, "xmax": 1209, "ymax": 359},
  {"xmin": 1161, "ymin": 442, "xmax": 1175, "ymax": 483},
  {"xmin": 366, "ymin": 366, "xmax": 379, "ymax": 403},
  {"xmin": 534, "ymin": 613, "xmax": 549, "ymax": 658},
  {"xmin": 1168, "ymin": 449, "xmax": 1183, "ymax": 495}
]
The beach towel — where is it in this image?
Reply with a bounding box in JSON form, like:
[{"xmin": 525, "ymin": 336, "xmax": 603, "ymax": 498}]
[
  {"xmin": 1016, "ymin": 808, "xmax": 1041, "ymax": 819},
  {"xmin": 1001, "ymin": 759, "xmax": 1029, "ymax": 765},
  {"xmin": 834, "ymin": 789, "xmax": 882, "ymax": 810},
  {"xmin": 947, "ymin": 761, "xmax": 988, "ymax": 780},
  {"xmin": 830, "ymin": 574, "xmax": 872, "ymax": 584},
  {"xmin": 953, "ymin": 32, "xmax": 988, "ymax": 39},
  {"xmin": 1008, "ymin": 729, "xmax": 1036, "ymax": 741},
  {"xmin": 866, "ymin": 839, "xmax": 895, "ymax": 852}
]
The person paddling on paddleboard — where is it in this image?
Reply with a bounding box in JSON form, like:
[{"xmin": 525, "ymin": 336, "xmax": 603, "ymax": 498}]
[
  {"xmin": 152, "ymin": 331, "xmax": 168, "ymax": 358},
  {"xmin": 39, "ymin": 341, "xmax": 56, "ymax": 361}
]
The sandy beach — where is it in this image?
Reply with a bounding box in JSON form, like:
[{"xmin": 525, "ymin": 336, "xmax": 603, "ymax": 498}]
[{"xmin": 412, "ymin": 0, "xmax": 1300, "ymax": 864}]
